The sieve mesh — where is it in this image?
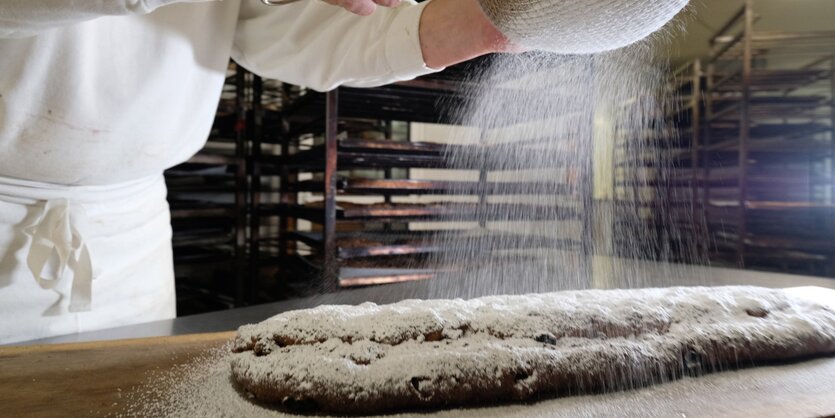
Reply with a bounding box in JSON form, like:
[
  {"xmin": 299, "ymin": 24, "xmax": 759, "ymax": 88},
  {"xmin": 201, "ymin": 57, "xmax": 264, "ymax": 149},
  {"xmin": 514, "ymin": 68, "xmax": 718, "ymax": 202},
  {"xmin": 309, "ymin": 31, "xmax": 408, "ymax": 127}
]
[{"xmin": 477, "ymin": 0, "xmax": 688, "ymax": 53}]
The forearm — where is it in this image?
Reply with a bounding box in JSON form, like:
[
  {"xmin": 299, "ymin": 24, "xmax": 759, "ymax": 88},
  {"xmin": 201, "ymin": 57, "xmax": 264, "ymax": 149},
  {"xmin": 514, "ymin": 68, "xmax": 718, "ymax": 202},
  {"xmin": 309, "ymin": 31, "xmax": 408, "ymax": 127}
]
[
  {"xmin": 233, "ymin": 0, "xmax": 514, "ymax": 91},
  {"xmin": 418, "ymin": 0, "xmax": 516, "ymax": 69},
  {"xmin": 234, "ymin": 0, "xmax": 442, "ymax": 91}
]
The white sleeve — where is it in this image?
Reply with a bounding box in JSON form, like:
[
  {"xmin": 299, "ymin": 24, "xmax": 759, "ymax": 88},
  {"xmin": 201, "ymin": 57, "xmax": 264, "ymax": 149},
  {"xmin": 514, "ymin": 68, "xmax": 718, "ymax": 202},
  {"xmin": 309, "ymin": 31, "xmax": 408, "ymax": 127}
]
[
  {"xmin": 0, "ymin": 0, "xmax": 210, "ymax": 38},
  {"xmin": 232, "ymin": 0, "xmax": 443, "ymax": 91}
]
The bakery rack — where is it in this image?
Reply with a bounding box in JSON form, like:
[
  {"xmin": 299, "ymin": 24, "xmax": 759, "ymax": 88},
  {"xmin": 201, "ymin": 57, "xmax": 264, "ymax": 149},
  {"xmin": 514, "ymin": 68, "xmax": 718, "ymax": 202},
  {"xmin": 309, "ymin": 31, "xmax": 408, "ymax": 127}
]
[
  {"xmin": 665, "ymin": 59, "xmax": 709, "ymax": 262},
  {"xmin": 606, "ymin": 52, "xmax": 708, "ymax": 266},
  {"xmin": 665, "ymin": 0, "xmax": 835, "ymax": 275},
  {"xmin": 637, "ymin": 59, "xmax": 709, "ymax": 263},
  {"xmin": 248, "ymin": 59, "xmax": 591, "ymax": 295},
  {"xmin": 164, "ymin": 63, "xmax": 249, "ymax": 313}
]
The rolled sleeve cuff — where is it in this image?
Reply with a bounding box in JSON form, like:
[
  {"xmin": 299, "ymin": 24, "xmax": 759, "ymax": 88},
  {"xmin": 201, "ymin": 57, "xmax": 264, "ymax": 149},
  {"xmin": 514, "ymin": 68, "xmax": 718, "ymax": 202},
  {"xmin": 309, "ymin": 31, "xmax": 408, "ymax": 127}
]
[{"xmin": 384, "ymin": 1, "xmax": 445, "ymax": 81}]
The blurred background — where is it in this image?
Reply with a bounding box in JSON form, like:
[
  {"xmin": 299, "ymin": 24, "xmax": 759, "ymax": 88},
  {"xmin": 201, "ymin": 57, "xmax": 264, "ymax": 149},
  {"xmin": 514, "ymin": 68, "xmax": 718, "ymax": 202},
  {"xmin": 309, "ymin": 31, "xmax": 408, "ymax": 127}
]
[{"xmin": 165, "ymin": 0, "xmax": 835, "ymax": 315}]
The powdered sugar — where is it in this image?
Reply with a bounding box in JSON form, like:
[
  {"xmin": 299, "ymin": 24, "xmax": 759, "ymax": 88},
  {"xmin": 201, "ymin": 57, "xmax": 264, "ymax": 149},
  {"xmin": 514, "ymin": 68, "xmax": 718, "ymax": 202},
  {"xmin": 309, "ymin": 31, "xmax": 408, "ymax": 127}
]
[
  {"xmin": 121, "ymin": 286, "xmax": 835, "ymax": 417},
  {"xmin": 228, "ymin": 286, "xmax": 835, "ymax": 414},
  {"xmin": 122, "ymin": 351, "xmax": 835, "ymax": 417}
]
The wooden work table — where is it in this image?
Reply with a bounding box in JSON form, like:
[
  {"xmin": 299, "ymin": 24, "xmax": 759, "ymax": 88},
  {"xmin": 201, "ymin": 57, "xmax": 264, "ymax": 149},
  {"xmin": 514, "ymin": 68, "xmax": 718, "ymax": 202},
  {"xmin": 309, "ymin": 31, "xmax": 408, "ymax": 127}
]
[
  {"xmin": 2, "ymin": 262, "xmax": 834, "ymax": 417},
  {"xmin": 0, "ymin": 332, "xmax": 233, "ymax": 417}
]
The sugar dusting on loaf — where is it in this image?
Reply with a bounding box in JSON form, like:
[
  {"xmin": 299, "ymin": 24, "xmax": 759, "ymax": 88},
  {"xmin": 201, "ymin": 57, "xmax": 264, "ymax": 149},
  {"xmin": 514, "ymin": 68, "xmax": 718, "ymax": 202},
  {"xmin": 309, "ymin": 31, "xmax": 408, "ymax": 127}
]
[
  {"xmin": 228, "ymin": 286, "xmax": 835, "ymax": 414},
  {"xmin": 121, "ymin": 286, "xmax": 835, "ymax": 417}
]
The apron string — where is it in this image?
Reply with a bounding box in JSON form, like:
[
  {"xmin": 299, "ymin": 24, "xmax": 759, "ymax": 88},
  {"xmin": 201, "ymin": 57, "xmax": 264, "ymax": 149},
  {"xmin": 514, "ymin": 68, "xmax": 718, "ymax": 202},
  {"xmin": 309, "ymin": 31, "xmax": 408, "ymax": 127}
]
[{"xmin": 22, "ymin": 199, "xmax": 94, "ymax": 312}]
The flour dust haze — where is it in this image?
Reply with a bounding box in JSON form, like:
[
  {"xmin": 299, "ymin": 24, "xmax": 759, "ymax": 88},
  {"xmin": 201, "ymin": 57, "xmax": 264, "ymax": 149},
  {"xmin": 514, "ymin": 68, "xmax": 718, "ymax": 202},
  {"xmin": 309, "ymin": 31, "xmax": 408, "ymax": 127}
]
[{"xmin": 407, "ymin": 40, "xmax": 709, "ymax": 300}]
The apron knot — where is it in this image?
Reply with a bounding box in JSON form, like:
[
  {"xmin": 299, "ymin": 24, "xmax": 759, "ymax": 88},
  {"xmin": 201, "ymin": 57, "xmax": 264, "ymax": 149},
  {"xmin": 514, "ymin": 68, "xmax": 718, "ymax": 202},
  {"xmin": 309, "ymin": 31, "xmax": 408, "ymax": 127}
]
[{"xmin": 22, "ymin": 199, "xmax": 94, "ymax": 312}]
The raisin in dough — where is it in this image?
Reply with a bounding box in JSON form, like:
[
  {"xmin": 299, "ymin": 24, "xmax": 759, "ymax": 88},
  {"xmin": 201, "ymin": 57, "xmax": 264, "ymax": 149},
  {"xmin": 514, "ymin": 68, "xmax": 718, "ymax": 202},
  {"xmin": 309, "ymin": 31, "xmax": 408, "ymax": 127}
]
[{"xmin": 230, "ymin": 286, "xmax": 835, "ymax": 414}]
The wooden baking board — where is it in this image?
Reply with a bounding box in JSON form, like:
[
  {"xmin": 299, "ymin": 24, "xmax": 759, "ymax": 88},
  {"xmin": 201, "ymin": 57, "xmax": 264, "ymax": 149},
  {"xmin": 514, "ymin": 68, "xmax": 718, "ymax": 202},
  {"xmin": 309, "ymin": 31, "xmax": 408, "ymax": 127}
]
[
  {"xmin": 0, "ymin": 332, "xmax": 234, "ymax": 417},
  {"xmin": 1, "ymin": 288, "xmax": 833, "ymax": 418}
]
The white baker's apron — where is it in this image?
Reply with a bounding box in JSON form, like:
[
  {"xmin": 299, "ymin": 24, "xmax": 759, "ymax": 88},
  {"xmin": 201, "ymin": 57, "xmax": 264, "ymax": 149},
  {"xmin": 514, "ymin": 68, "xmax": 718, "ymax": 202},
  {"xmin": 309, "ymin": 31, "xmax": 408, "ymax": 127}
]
[{"xmin": 0, "ymin": 174, "xmax": 176, "ymax": 344}]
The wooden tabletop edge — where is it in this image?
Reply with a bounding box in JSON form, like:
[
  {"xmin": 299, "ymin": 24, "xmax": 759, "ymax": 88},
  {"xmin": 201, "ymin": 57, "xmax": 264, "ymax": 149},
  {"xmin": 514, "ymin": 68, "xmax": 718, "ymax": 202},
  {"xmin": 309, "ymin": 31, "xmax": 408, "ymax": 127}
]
[{"xmin": 0, "ymin": 331, "xmax": 237, "ymax": 356}]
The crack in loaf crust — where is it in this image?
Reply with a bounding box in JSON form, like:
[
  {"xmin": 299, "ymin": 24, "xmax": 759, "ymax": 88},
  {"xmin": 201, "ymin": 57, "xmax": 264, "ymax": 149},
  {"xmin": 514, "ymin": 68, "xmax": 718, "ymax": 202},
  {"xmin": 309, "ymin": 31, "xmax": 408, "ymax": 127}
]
[{"xmin": 229, "ymin": 286, "xmax": 835, "ymax": 414}]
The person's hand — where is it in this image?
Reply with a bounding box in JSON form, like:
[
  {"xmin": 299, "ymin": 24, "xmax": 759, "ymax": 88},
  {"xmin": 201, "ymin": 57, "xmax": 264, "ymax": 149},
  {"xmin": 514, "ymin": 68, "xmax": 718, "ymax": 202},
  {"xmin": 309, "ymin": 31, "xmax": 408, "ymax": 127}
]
[
  {"xmin": 322, "ymin": 0, "xmax": 401, "ymax": 16},
  {"xmin": 419, "ymin": 0, "xmax": 525, "ymax": 69}
]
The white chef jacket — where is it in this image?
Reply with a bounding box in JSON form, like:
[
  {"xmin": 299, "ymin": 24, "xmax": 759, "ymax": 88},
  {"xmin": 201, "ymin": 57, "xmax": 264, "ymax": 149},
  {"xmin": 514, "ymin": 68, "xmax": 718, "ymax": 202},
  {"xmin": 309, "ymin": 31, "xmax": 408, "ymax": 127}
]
[{"xmin": 0, "ymin": 0, "xmax": 440, "ymax": 343}]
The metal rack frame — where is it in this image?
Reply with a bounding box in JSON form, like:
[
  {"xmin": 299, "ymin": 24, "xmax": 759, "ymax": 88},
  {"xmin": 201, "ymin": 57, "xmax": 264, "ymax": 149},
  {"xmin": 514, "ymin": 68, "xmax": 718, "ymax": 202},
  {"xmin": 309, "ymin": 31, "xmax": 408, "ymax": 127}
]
[
  {"xmin": 246, "ymin": 65, "xmax": 591, "ymax": 293},
  {"xmin": 164, "ymin": 63, "xmax": 250, "ymax": 312},
  {"xmin": 666, "ymin": 0, "xmax": 835, "ymax": 275}
]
